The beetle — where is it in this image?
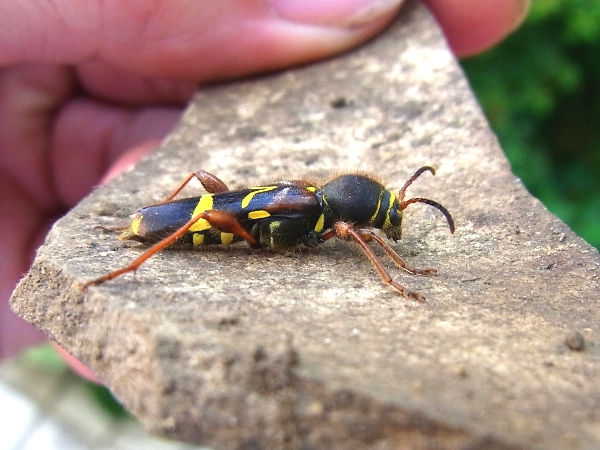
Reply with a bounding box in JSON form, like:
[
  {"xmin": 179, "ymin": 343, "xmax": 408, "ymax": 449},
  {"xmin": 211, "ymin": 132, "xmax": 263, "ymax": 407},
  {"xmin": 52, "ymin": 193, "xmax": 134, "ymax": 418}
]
[{"xmin": 83, "ymin": 167, "xmax": 455, "ymax": 301}]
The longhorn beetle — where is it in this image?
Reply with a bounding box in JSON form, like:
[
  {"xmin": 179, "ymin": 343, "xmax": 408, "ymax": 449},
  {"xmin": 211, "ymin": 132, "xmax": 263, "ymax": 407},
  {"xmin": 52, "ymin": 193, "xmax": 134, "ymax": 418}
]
[{"xmin": 83, "ymin": 167, "xmax": 455, "ymax": 301}]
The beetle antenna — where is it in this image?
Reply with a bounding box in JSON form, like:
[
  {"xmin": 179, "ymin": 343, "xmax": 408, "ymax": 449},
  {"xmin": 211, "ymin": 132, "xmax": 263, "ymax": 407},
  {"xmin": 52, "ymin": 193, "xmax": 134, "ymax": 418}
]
[
  {"xmin": 398, "ymin": 166, "xmax": 436, "ymax": 202},
  {"xmin": 400, "ymin": 197, "xmax": 455, "ymax": 233},
  {"xmin": 398, "ymin": 167, "xmax": 454, "ymax": 233}
]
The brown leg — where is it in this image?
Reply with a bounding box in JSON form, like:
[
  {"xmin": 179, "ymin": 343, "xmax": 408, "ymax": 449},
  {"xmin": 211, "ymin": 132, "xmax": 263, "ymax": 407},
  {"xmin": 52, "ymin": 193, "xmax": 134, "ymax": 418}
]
[
  {"xmin": 93, "ymin": 225, "xmax": 130, "ymax": 233},
  {"xmin": 356, "ymin": 229, "xmax": 436, "ymax": 276},
  {"xmin": 160, "ymin": 170, "xmax": 230, "ymax": 203},
  {"xmin": 82, "ymin": 209, "xmax": 257, "ymax": 289},
  {"xmin": 320, "ymin": 227, "xmax": 435, "ymax": 276},
  {"xmin": 332, "ymin": 222, "xmax": 426, "ymax": 302}
]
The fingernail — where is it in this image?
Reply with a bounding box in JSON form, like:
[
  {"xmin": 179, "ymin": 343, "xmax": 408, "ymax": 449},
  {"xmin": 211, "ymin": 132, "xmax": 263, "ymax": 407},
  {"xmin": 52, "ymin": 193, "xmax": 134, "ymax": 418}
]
[
  {"xmin": 270, "ymin": 0, "xmax": 404, "ymax": 28},
  {"xmin": 510, "ymin": 0, "xmax": 531, "ymax": 32}
]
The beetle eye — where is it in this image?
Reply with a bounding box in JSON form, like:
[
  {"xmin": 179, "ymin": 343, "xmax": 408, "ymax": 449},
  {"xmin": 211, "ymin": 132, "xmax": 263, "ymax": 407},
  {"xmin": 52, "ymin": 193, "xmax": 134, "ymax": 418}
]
[{"xmin": 389, "ymin": 208, "xmax": 402, "ymax": 227}]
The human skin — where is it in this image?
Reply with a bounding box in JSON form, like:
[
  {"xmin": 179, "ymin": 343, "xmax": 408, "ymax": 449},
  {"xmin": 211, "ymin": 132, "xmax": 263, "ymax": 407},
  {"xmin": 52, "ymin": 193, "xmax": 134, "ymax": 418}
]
[{"xmin": 0, "ymin": 0, "xmax": 529, "ymax": 381}]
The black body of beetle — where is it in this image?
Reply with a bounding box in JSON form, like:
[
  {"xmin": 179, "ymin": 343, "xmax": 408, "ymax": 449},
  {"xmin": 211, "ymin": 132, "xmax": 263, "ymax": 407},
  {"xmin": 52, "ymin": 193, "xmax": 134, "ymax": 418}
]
[{"xmin": 84, "ymin": 167, "xmax": 455, "ymax": 301}]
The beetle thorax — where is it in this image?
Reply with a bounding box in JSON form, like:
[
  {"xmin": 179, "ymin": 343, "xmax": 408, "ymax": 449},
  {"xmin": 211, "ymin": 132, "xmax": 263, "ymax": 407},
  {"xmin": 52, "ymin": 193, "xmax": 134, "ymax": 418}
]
[{"xmin": 321, "ymin": 174, "xmax": 402, "ymax": 240}]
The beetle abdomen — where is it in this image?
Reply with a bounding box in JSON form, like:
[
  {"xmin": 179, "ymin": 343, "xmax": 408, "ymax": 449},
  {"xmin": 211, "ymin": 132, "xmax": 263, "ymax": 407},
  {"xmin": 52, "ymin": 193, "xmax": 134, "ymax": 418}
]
[{"xmin": 119, "ymin": 197, "xmax": 201, "ymax": 243}]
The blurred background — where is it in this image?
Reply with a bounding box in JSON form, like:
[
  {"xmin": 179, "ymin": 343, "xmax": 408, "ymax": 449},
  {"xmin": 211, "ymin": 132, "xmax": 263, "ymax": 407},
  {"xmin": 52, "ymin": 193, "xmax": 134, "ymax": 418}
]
[
  {"xmin": 462, "ymin": 0, "xmax": 600, "ymax": 250},
  {"xmin": 2, "ymin": 1, "xmax": 599, "ymax": 448}
]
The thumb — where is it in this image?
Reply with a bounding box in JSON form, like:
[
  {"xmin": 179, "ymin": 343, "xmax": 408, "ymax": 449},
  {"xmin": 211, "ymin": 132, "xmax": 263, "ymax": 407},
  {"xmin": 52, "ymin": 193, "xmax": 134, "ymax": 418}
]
[{"xmin": 0, "ymin": 0, "xmax": 404, "ymax": 82}]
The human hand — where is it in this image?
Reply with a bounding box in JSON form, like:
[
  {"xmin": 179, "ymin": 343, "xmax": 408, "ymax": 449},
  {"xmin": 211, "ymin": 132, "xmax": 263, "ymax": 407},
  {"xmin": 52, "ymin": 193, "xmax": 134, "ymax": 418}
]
[
  {"xmin": 423, "ymin": 0, "xmax": 529, "ymax": 57},
  {"xmin": 0, "ymin": 0, "xmax": 529, "ymax": 381}
]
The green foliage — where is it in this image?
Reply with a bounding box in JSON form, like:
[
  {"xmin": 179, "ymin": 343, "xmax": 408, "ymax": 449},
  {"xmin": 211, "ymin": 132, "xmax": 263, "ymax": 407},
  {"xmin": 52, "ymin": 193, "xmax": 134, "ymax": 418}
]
[
  {"xmin": 84, "ymin": 381, "xmax": 129, "ymax": 419},
  {"xmin": 23, "ymin": 344, "xmax": 128, "ymax": 419},
  {"xmin": 461, "ymin": 0, "xmax": 600, "ymax": 249}
]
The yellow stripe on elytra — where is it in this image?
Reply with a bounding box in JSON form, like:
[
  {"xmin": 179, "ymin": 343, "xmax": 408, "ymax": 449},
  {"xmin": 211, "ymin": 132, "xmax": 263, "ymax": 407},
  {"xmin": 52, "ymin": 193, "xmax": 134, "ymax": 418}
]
[
  {"xmin": 193, "ymin": 233, "xmax": 205, "ymax": 246},
  {"xmin": 190, "ymin": 194, "xmax": 214, "ymax": 232},
  {"xmin": 130, "ymin": 215, "xmax": 142, "ymax": 235},
  {"xmin": 248, "ymin": 210, "xmax": 270, "ymax": 220},
  {"xmin": 241, "ymin": 186, "xmax": 277, "ymax": 208},
  {"xmin": 383, "ymin": 192, "xmax": 397, "ymax": 228}
]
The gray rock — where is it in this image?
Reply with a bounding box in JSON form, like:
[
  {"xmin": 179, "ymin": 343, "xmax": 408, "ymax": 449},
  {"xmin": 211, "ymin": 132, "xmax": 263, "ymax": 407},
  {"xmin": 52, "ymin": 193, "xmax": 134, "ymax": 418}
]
[{"xmin": 11, "ymin": 1, "xmax": 600, "ymax": 449}]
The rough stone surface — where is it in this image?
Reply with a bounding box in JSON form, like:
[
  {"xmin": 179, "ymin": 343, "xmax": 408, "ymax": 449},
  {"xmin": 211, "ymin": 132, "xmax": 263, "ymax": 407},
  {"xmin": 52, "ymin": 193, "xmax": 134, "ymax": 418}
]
[{"xmin": 10, "ymin": 2, "xmax": 600, "ymax": 449}]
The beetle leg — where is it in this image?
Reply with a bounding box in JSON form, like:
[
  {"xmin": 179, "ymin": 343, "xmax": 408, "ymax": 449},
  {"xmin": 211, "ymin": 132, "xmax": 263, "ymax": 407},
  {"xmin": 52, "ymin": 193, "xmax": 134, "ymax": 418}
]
[
  {"xmin": 322, "ymin": 227, "xmax": 436, "ymax": 276},
  {"xmin": 318, "ymin": 229, "xmax": 337, "ymax": 242},
  {"xmin": 356, "ymin": 229, "xmax": 437, "ymax": 276},
  {"xmin": 160, "ymin": 170, "xmax": 230, "ymax": 203},
  {"xmin": 83, "ymin": 210, "xmax": 257, "ymax": 289},
  {"xmin": 93, "ymin": 224, "xmax": 130, "ymax": 233},
  {"xmin": 332, "ymin": 222, "xmax": 425, "ymax": 302}
]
